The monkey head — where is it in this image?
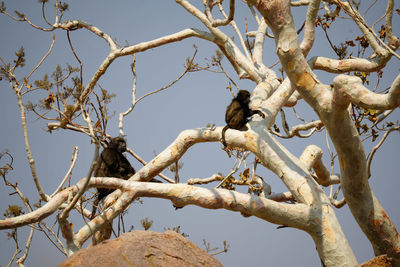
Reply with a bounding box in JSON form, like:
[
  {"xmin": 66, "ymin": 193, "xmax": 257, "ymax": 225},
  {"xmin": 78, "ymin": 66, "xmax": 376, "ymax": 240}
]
[
  {"xmin": 109, "ymin": 137, "xmax": 127, "ymax": 153},
  {"xmin": 236, "ymin": 90, "xmax": 251, "ymax": 104}
]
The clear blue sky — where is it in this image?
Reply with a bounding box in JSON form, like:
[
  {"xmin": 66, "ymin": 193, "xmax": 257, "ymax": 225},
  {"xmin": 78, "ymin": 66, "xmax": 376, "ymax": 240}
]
[{"xmin": 0, "ymin": 1, "xmax": 399, "ymax": 266}]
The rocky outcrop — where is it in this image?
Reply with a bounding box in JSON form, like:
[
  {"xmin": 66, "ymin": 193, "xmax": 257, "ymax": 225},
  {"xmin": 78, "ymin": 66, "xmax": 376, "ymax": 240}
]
[
  {"xmin": 358, "ymin": 255, "xmax": 392, "ymax": 267},
  {"xmin": 58, "ymin": 230, "xmax": 223, "ymax": 267}
]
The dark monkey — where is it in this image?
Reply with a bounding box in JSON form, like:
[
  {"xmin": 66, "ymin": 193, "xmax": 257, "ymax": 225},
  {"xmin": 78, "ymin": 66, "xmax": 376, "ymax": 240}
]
[
  {"xmin": 221, "ymin": 90, "xmax": 265, "ymax": 147},
  {"xmin": 90, "ymin": 137, "xmax": 161, "ymax": 219},
  {"xmin": 90, "ymin": 137, "xmax": 135, "ymax": 219}
]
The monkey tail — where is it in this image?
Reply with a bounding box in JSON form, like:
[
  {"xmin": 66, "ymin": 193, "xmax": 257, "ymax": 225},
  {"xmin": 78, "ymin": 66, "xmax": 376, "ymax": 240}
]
[{"xmin": 221, "ymin": 125, "xmax": 229, "ymax": 147}]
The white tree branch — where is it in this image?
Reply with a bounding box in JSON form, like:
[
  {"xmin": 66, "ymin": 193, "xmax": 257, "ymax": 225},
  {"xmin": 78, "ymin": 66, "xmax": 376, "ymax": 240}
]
[
  {"xmin": 248, "ymin": 0, "xmax": 399, "ymax": 260},
  {"xmin": 0, "ymin": 188, "xmax": 72, "ymax": 230},
  {"xmin": 176, "ymin": 0, "xmax": 262, "ymax": 81},
  {"xmin": 333, "ymin": 74, "xmax": 400, "ymax": 110},
  {"xmin": 299, "ymin": 0, "xmax": 320, "ymax": 56},
  {"xmin": 300, "ymin": 145, "xmax": 340, "ymax": 186},
  {"xmin": 212, "ymin": 0, "xmax": 235, "ymax": 27},
  {"xmin": 75, "ymin": 178, "xmax": 311, "ymax": 246}
]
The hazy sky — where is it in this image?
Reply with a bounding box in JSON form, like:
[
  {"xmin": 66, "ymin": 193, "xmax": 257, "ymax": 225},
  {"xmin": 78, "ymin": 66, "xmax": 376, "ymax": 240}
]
[{"xmin": 0, "ymin": 1, "xmax": 399, "ymax": 266}]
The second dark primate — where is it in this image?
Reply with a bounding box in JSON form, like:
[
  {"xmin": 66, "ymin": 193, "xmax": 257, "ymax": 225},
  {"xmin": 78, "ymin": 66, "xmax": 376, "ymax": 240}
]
[
  {"xmin": 96, "ymin": 137, "xmax": 134, "ymax": 200},
  {"xmin": 91, "ymin": 137, "xmax": 135, "ymax": 219},
  {"xmin": 221, "ymin": 90, "xmax": 265, "ymax": 147}
]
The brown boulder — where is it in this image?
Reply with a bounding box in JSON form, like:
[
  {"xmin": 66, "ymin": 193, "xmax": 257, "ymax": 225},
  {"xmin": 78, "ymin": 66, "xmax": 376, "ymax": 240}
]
[
  {"xmin": 358, "ymin": 255, "xmax": 392, "ymax": 267},
  {"xmin": 58, "ymin": 230, "xmax": 223, "ymax": 267}
]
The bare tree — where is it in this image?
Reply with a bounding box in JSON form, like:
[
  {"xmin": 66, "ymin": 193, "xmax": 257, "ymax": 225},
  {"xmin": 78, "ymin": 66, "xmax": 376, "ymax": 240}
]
[{"xmin": 0, "ymin": 0, "xmax": 399, "ymax": 266}]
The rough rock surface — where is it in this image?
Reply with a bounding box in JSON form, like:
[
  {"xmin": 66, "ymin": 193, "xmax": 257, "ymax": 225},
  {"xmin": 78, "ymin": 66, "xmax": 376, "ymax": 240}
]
[
  {"xmin": 358, "ymin": 255, "xmax": 392, "ymax": 267},
  {"xmin": 58, "ymin": 230, "xmax": 223, "ymax": 267}
]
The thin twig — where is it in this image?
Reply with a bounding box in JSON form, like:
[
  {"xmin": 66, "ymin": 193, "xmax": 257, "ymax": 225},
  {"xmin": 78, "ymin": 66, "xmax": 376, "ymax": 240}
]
[
  {"xmin": 27, "ymin": 35, "xmax": 55, "ymax": 79},
  {"xmin": 118, "ymin": 54, "xmax": 137, "ymax": 136},
  {"xmin": 59, "ymin": 132, "xmax": 99, "ymax": 219},
  {"xmin": 51, "ymin": 146, "xmax": 79, "ymax": 197},
  {"xmin": 126, "ymin": 148, "xmax": 174, "ymax": 183},
  {"xmin": 216, "ymin": 152, "xmax": 249, "ymax": 188},
  {"xmin": 136, "ymin": 48, "xmax": 198, "ymax": 105},
  {"xmin": 367, "ymin": 126, "xmax": 400, "ymax": 178},
  {"xmin": 66, "ymin": 30, "xmax": 84, "ymax": 102},
  {"xmin": 187, "ymin": 174, "xmax": 224, "ymax": 185}
]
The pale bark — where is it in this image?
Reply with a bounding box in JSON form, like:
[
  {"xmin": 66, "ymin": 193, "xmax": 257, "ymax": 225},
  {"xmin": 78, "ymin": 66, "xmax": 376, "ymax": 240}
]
[
  {"xmin": 0, "ymin": 122, "xmax": 357, "ymax": 264},
  {"xmin": 2, "ymin": 1, "xmax": 399, "ymax": 265},
  {"xmin": 247, "ymin": 0, "xmax": 400, "ymax": 262}
]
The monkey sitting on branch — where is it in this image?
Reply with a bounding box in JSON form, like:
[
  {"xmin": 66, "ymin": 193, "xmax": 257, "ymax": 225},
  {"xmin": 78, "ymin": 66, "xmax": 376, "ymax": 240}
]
[
  {"xmin": 221, "ymin": 90, "xmax": 265, "ymax": 147},
  {"xmin": 90, "ymin": 137, "xmax": 159, "ymax": 219}
]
